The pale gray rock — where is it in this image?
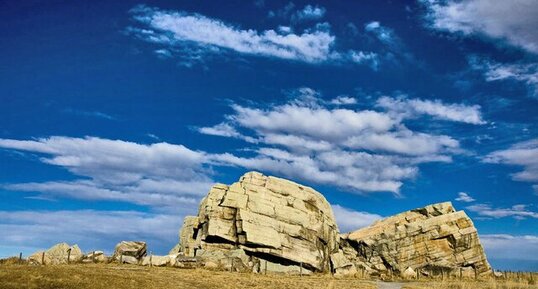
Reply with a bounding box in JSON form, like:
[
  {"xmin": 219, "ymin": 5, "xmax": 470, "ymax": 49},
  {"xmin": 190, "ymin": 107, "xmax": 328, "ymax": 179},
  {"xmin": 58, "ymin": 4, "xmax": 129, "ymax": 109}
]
[{"xmin": 113, "ymin": 241, "xmax": 147, "ymax": 262}]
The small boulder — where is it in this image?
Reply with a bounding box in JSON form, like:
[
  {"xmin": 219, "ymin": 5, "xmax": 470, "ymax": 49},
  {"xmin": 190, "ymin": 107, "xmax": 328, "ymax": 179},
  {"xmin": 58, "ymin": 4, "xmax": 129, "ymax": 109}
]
[
  {"xmin": 401, "ymin": 267, "xmax": 416, "ymax": 279},
  {"xmin": 141, "ymin": 255, "xmax": 171, "ymax": 267},
  {"xmin": 83, "ymin": 251, "xmax": 107, "ymax": 263},
  {"xmin": 28, "ymin": 243, "xmax": 83, "ymax": 265},
  {"xmin": 113, "ymin": 241, "xmax": 147, "ymax": 262}
]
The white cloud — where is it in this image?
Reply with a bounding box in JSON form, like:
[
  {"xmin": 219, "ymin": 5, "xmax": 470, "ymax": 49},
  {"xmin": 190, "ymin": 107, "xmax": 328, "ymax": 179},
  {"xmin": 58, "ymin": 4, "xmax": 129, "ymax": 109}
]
[
  {"xmin": 331, "ymin": 205, "xmax": 382, "ymax": 233},
  {"xmin": 294, "ymin": 5, "xmax": 326, "ymax": 22},
  {"xmin": 455, "ymin": 192, "xmax": 475, "ymax": 202},
  {"xmin": 481, "ymin": 234, "xmax": 538, "ymax": 261},
  {"xmin": 466, "ymin": 204, "xmax": 538, "ymax": 219},
  {"xmin": 128, "ymin": 5, "xmax": 373, "ymax": 66},
  {"xmin": 199, "ymin": 93, "xmax": 478, "ymax": 194},
  {"xmin": 0, "ymin": 136, "xmax": 213, "ymax": 209},
  {"xmin": 422, "ymin": 0, "xmax": 538, "ymax": 54},
  {"xmin": 329, "ymin": 95, "xmax": 357, "ymax": 105},
  {"xmin": 376, "ymin": 96, "xmax": 486, "ymax": 124},
  {"xmin": 484, "ymin": 139, "xmax": 538, "ymax": 187},
  {"xmin": 365, "ymin": 21, "xmax": 395, "ymax": 45},
  {"xmin": 470, "ymin": 58, "xmax": 538, "ymax": 98},
  {"xmin": 0, "ymin": 210, "xmax": 182, "ymax": 256}
]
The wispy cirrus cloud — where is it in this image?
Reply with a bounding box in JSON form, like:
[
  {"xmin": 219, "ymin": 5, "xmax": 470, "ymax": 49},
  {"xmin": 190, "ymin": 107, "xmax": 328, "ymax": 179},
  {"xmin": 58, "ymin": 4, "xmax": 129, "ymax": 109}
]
[
  {"xmin": 483, "ymin": 138, "xmax": 538, "ymax": 191},
  {"xmin": 421, "ymin": 0, "xmax": 538, "ymax": 54},
  {"xmin": 466, "ymin": 203, "xmax": 538, "ymax": 220},
  {"xmin": 127, "ymin": 5, "xmax": 376, "ymax": 67},
  {"xmin": 470, "ymin": 57, "xmax": 538, "ymax": 98},
  {"xmin": 376, "ymin": 95, "xmax": 486, "ymax": 124}
]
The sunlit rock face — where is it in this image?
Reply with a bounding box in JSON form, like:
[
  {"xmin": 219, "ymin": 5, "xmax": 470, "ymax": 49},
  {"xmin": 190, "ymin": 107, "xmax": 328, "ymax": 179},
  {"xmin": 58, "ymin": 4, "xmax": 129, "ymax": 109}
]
[
  {"xmin": 338, "ymin": 202, "xmax": 492, "ymax": 277},
  {"xmin": 173, "ymin": 172, "xmax": 491, "ymax": 276},
  {"xmin": 176, "ymin": 171, "xmax": 340, "ymax": 273}
]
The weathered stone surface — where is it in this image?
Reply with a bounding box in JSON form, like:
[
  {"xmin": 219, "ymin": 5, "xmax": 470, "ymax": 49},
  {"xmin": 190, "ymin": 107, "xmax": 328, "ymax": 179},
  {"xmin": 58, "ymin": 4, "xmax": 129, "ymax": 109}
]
[
  {"xmin": 113, "ymin": 241, "xmax": 147, "ymax": 262},
  {"xmin": 173, "ymin": 173, "xmax": 492, "ymax": 277},
  {"xmin": 401, "ymin": 267, "xmax": 416, "ymax": 279},
  {"xmin": 141, "ymin": 255, "xmax": 172, "ymax": 267},
  {"xmin": 28, "ymin": 243, "xmax": 83, "ymax": 265},
  {"xmin": 120, "ymin": 255, "xmax": 139, "ymax": 264},
  {"xmin": 83, "ymin": 250, "xmax": 107, "ymax": 263},
  {"xmin": 339, "ymin": 202, "xmax": 492, "ymax": 277},
  {"xmin": 176, "ymin": 171, "xmax": 340, "ymax": 273}
]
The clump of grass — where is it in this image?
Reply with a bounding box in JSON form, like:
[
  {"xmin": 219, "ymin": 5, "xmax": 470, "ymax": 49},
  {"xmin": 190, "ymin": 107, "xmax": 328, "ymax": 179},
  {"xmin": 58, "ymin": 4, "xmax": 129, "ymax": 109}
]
[{"xmin": 0, "ymin": 257, "xmax": 27, "ymax": 265}]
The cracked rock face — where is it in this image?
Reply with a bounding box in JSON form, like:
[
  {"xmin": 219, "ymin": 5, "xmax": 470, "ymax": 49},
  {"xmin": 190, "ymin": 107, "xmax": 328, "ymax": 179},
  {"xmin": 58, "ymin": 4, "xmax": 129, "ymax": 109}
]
[
  {"xmin": 338, "ymin": 202, "xmax": 492, "ymax": 277},
  {"xmin": 174, "ymin": 172, "xmax": 492, "ymax": 276},
  {"xmin": 177, "ymin": 171, "xmax": 340, "ymax": 272}
]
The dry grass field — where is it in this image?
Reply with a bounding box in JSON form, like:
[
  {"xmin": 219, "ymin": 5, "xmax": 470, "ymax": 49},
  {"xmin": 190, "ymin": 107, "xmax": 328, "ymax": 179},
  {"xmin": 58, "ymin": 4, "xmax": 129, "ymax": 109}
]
[
  {"xmin": 0, "ymin": 263, "xmax": 376, "ymax": 289},
  {"xmin": 1, "ymin": 262, "xmax": 536, "ymax": 289},
  {"xmin": 402, "ymin": 279, "xmax": 538, "ymax": 289}
]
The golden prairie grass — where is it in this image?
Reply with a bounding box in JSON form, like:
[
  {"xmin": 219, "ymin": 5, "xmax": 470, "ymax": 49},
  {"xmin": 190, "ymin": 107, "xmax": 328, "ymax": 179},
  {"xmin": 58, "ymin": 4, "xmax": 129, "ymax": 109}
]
[
  {"xmin": 0, "ymin": 263, "xmax": 376, "ymax": 289},
  {"xmin": 402, "ymin": 279, "xmax": 538, "ymax": 289}
]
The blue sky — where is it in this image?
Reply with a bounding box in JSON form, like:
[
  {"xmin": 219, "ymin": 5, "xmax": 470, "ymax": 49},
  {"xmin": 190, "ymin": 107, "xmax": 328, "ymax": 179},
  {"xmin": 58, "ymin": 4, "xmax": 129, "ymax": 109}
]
[{"xmin": 1, "ymin": 0, "xmax": 537, "ymax": 270}]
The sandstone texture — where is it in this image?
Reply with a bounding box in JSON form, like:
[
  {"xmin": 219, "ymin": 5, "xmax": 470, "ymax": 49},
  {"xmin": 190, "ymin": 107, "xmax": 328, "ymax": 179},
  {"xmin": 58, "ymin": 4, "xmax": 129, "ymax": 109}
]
[
  {"xmin": 28, "ymin": 243, "xmax": 83, "ymax": 265},
  {"xmin": 171, "ymin": 173, "xmax": 492, "ymax": 277},
  {"xmin": 113, "ymin": 241, "xmax": 147, "ymax": 263},
  {"xmin": 176, "ymin": 171, "xmax": 339, "ymax": 273},
  {"xmin": 339, "ymin": 202, "xmax": 492, "ymax": 277}
]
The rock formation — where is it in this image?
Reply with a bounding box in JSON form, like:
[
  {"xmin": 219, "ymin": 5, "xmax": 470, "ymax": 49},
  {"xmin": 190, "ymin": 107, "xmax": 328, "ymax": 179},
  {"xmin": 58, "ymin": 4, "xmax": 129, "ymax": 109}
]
[
  {"xmin": 175, "ymin": 171, "xmax": 340, "ymax": 273},
  {"xmin": 338, "ymin": 202, "xmax": 492, "ymax": 277},
  {"xmin": 173, "ymin": 172, "xmax": 492, "ymax": 277},
  {"xmin": 113, "ymin": 241, "xmax": 147, "ymax": 264},
  {"xmin": 28, "ymin": 243, "xmax": 83, "ymax": 265}
]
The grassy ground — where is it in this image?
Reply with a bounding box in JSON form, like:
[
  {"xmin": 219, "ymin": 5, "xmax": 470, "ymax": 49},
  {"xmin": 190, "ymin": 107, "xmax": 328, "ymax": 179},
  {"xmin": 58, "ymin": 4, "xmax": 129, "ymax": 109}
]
[
  {"xmin": 0, "ymin": 264, "xmax": 376, "ymax": 289},
  {"xmin": 401, "ymin": 279, "xmax": 538, "ymax": 289},
  {"xmin": 1, "ymin": 263, "xmax": 536, "ymax": 289}
]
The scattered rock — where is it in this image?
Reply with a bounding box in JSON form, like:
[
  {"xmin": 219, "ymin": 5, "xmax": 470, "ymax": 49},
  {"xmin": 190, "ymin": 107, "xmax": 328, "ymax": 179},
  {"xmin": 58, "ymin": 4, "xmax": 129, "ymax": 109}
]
[
  {"xmin": 141, "ymin": 255, "xmax": 171, "ymax": 267},
  {"xmin": 83, "ymin": 251, "xmax": 107, "ymax": 263},
  {"xmin": 113, "ymin": 241, "xmax": 147, "ymax": 263},
  {"xmin": 28, "ymin": 243, "xmax": 83, "ymax": 265},
  {"xmin": 401, "ymin": 267, "xmax": 416, "ymax": 279}
]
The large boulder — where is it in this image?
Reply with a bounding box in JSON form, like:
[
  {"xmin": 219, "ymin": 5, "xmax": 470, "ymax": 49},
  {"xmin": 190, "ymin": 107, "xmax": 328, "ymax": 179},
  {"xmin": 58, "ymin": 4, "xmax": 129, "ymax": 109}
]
[
  {"xmin": 113, "ymin": 241, "xmax": 147, "ymax": 263},
  {"xmin": 175, "ymin": 171, "xmax": 340, "ymax": 273},
  {"xmin": 339, "ymin": 202, "xmax": 492, "ymax": 277},
  {"xmin": 172, "ymin": 172, "xmax": 493, "ymax": 277},
  {"xmin": 28, "ymin": 243, "xmax": 83, "ymax": 265}
]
